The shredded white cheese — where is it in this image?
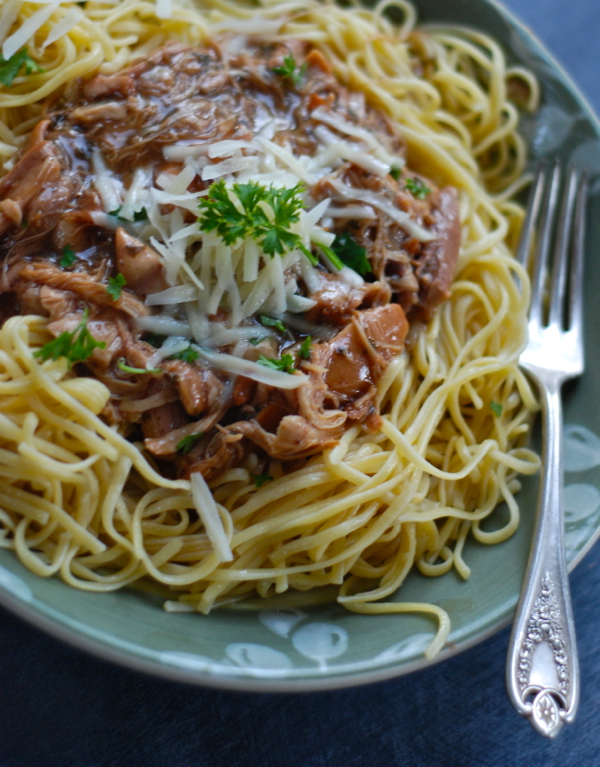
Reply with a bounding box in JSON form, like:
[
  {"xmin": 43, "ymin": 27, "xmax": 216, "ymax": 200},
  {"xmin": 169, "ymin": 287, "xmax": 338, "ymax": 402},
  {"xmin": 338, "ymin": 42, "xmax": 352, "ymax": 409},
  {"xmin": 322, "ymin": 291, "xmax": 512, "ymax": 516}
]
[
  {"xmin": 328, "ymin": 179, "xmax": 435, "ymax": 242},
  {"xmin": 91, "ymin": 148, "xmax": 122, "ymax": 214},
  {"xmin": 155, "ymin": 0, "xmax": 173, "ymax": 20},
  {"xmin": 135, "ymin": 315, "xmax": 192, "ymax": 336},
  {"xmin": 41, "ymin": 6, "xmax": 81, "ymax": 50},
  {"xmin": 146, "ymin": 285, "xmax": 200, "ymax": 306},
  {"xmin": 3, "ymin": 2, "xmax": 57, "ymax": 60},
  {"xmin": 194, "ymin": 347, "xmax": 308, "ymax": 390},
  {"xmin": 190, "ymin": 473, "xmax": 233, "ymax": 563},
  {"xmin": 0, "ymin": 0, "xmax": 22, "ymax": 50}
]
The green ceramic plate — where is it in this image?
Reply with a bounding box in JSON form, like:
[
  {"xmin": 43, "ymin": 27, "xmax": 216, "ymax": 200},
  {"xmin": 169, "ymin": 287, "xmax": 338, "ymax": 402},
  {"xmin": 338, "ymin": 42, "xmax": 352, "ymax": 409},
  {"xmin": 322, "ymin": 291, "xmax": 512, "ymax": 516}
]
[{"xmin": 1, "ymin": 0, "xmax": 600, "ymax": 692}]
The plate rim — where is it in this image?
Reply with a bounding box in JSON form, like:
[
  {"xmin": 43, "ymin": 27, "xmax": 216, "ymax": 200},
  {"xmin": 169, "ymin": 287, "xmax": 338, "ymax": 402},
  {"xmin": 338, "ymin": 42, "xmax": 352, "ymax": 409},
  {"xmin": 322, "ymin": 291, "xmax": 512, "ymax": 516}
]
[{"xmin": 1, "ymin": 0, "xmax": 599, "ymax": 693}]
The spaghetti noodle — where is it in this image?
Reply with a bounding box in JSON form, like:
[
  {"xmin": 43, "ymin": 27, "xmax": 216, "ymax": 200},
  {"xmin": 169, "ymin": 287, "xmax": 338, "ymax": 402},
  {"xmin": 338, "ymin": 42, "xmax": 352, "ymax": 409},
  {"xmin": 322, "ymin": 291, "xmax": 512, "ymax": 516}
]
[{"xmin": 0, "ymin": 0, "xmax": 540, "ymax": 659}]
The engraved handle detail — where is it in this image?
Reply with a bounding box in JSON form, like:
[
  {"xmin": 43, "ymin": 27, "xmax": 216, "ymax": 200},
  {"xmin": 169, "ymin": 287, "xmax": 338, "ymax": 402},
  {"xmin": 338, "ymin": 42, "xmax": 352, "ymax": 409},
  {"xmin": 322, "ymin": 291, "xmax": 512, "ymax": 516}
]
[
  {"xmin": 516, "ymin": 573, "xmax": 570, "ymax": 737},
  {"xmin": 506, "ymin": 378, "xmax": 579, "ymax": 738}
]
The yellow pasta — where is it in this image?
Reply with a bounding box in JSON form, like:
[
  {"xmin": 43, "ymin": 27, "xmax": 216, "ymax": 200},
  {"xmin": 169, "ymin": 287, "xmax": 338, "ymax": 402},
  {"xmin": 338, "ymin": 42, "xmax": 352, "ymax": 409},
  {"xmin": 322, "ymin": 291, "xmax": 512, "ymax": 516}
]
[{"xmin": 0, "ymin": 0, "xmax": 540, "ymax": 658}]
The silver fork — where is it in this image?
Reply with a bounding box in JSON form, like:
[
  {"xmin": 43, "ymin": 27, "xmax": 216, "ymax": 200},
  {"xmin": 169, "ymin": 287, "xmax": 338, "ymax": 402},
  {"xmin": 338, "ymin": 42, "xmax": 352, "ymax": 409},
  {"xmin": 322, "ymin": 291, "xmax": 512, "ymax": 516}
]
[{"xmin": 506, "ymin": 162, "xmax": 588, "ymax": 738}]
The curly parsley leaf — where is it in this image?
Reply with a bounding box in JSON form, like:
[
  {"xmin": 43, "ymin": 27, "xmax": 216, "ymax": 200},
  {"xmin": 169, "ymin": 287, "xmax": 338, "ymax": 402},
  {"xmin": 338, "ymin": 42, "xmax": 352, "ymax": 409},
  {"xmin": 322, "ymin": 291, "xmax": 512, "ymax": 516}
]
[
  {"xmin": 405, "ymin": 177, "xmax": 431, "ymax": 200},
  {"xmin": 258, "ymin": 184, "xmax": 305, "ymax": 256},
  {"xmin": 490, "ymin": 400, "xmax": 503, "ymax": 417},
  {"xmin": 198, "ymin": 180, "xmax": 253, "ymax": 245},
  {"xmin": 167, "ymin": 346, "xmax": 200, "ymax": 363},
  {"xmin": 271, "ymin": 55, "xmax": 307, "ymax": 88},
  {"xmin": 330, "ymin": 231, "xmax": 371, "ymax": 276},
  {"xmin": 198, "ymin": 180, "xmax": 317, "ymax": 263},
  {"xmin": 257, "ymin": 353, "xmax": 297, "ymax": 374},
  {"xmin": 117, "ymin": 359, "xmax": 162, "ymax": 375},
  {"xmin": 106, "ymin": 273, "xmax": 127, "ymax": 301},
  {"xmin": 34, "ymin": 308, "xmax": 106, "ymax": 366},
  {"xmin": 59, "ymin": 245, "xmax": 78, "ymax": 269},
  {"xmin": 0, "ymin": 49, "xmax": 44, "ymax": 88},
  {"xmin": 176, "ymin": 432, "xmax": 205, "ymax": 455},
  {"xmin": 298, "ymin": 336, "xmax": 312, "ymax": 360},
  {"xmin": 252, "ymin": 472, "xmax": 273, "ymax": 488},
  {"xmin": 259, "ymin": 315, "xmax": 286, "ymax": 334}
]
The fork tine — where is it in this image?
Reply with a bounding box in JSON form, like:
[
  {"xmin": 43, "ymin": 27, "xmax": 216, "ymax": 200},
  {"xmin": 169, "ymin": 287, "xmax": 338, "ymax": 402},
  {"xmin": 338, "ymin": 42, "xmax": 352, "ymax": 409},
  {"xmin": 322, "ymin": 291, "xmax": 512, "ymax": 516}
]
[
  {"xmin": 548, "ymin": 165, "xmax": 579, "ymax": 329},
  {"xmin": 568, "ymin": 172, "xmax": 588, "ymax": 338},
  {"xmin": 529, "ymin": 161, "xmax": 561, "ymax": 328},
  {"xmin": 517, "ymin": 163, "xmax": 547, "ymax": 269}
]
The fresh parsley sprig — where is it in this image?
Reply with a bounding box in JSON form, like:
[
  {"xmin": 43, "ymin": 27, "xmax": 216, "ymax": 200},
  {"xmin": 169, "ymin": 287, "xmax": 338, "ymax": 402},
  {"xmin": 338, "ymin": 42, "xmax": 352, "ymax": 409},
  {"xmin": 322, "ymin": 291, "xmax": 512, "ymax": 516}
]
[
  {"xmin": 106, "ymin": 273, "xmax": 127, "ymax": 301},
  {"xmin": 34, "ymin": 308, "xmax": 106, "ymax": 366},
  {"xmin": 198, "ymin": 180, "xmax": 317, "ymax": 265},
  {"xmin": 271, "ymin": 55, "xmax": 307, "ymax": 88},
  {"xmin": 405, "ymin": 177, "xmax": 431, "ymax": 200},
  {"xmin": 0, "ymin": 49, "xmax": 44, "ymax": 89},
  {"xmin": 257, "ymin": 353, "xmax": 297, "ymax": 374},
  {"xmin": 176, "ymin": 432, "xmax": 205, "ymax": 455}
]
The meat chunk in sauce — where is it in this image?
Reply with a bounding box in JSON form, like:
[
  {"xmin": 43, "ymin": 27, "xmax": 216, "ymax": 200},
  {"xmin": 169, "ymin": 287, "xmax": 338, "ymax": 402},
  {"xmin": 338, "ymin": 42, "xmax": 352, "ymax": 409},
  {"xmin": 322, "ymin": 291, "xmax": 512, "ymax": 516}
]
[{"xmin": 0, "ymin": 38, "xmax": 461, "ymax": 480}]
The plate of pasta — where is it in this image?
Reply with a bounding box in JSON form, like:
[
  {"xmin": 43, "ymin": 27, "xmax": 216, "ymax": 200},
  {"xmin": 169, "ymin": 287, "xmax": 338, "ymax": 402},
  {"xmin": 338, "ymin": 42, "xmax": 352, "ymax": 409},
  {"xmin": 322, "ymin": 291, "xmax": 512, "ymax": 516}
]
[{"xmin": 0, "ymin": 0, "xmax": 599, "ymax": 691}]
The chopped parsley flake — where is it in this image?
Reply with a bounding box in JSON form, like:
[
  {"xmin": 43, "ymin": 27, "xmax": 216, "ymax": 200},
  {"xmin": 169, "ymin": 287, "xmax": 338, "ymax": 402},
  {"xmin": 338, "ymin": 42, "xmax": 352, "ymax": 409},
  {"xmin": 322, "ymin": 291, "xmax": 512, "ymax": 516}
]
[
  {"xmin": 34, "ymin": 308, "xmax": 106, "ymax": 366},
  {"xmin": 259, "ymin": 315, "xmax": 286, "ymax": 334},
  {"xmin": 198, "ymin": 180, "xmax": 316, "ymax": 264},
  {"xmin": 298, "ymin": 336, "xmax": 312, "ymax": 360},
  {"xmin": 389, "ymin": 167, "xmax": 402, "ymax": 181},
  {"xmin": 330, "ymin": 231, "xmax": 371, "ymax": 276},
  {"xmin": 59, "ymin": 245, "xmax": 78, "ymax": 269},
  {"xmin": 257, "ymin": 353, "xmax": 297, "ymax": 374},
  {"xmin": 167, "ymin": 346, "xmax": 200, "ymax": 364},
  {"xmin": 405, "ymin": 177, "xmax": 431, "ymax": 200},
  {"xmin": 249, "ymin": 336, "xmax": 269, "ymax": 346},
  {"xmin": 117, "ymin": 359, "xmax": 162, "ymax": 375},
  {"xmin": 176, "ymin": 432, "xmax": 205, "ymax": 455},
  {"xmin": 106, "ymin": 273, "xmax": 127, "ymax": 301},
  {"xmin": 109, "ymin": 206, "xmax": 148, "ymax": 222},
  {"xmin": 271, "ymin": 55, "xmax": 307, "ymax": 88},
  {"xmin": 252, "ymin": 472, "xmax": 273, "ymax": 488},
  {"xmin": 490, "ymin": 400, "xmax": 503, "ymax": 417},
  {"xmin": 143, "ymin": 333, "xmax": 165, "ymax": 348},
  {"xmin": 0, "ymin": 49, "xmax": 44, "ymax": 89}
]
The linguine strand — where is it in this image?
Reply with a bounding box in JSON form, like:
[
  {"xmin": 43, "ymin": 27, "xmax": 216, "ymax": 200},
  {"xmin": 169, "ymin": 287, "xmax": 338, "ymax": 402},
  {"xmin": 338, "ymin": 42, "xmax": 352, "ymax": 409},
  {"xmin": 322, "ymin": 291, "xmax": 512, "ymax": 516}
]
[{"xmin": 0, "ymin": 0, "xmax": 541, "ymax": 657}]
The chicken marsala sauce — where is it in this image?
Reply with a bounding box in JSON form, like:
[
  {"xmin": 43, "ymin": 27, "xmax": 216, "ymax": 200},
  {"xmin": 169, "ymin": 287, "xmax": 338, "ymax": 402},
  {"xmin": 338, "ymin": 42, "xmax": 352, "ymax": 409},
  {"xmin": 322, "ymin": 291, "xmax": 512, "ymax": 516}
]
[{"xmin": 0, "ymin": 38, "xmax": 460, "ymax": 481}]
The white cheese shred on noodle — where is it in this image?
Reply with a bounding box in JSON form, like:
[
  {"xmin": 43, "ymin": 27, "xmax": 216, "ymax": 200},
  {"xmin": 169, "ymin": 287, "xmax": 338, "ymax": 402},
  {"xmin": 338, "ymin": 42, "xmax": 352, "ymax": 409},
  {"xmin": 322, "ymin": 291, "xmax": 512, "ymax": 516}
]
[
  {"xmin": 41, "ymin": 6, "xmax": 81, "ymax": 50},
  {"xmin": 2, "ymin": 1, "xmax": 56, "ymax": 59},
  {"xmin": 191, "ymin": 473, "xmax": 233, "ymax": 563},
  {"xmin": 0, "ymin": 0, "xmax": 544, "ymax": 661}
]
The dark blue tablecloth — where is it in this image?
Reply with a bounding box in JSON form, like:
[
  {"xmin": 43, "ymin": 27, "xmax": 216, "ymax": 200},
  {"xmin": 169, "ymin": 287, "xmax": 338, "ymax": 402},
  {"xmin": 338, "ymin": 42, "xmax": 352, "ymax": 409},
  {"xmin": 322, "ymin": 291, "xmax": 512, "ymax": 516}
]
[{"xmin": 2, "ymin": 2, "xmax": 600, "ymax": 765}]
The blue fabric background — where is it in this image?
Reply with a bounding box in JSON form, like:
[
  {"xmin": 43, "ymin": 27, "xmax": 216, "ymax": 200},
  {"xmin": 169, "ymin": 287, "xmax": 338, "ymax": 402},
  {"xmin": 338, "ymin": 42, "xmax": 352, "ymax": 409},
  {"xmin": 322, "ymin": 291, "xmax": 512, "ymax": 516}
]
[{"xmin": 1, "ymin": 2, "xmax": 600, "ymax": 765}]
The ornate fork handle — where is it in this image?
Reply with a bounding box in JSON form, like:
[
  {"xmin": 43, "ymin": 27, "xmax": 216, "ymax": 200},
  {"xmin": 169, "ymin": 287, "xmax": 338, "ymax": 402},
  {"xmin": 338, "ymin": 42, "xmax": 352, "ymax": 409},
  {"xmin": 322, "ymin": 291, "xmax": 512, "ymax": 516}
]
[{"xmin": 506, "ymin": 372, "xmax": 579, "ymax": 738}]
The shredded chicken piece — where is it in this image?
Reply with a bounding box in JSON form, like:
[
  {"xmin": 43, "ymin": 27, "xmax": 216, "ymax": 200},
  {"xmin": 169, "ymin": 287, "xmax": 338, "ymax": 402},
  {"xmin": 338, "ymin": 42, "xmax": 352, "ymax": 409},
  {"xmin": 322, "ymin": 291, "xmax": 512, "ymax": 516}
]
[{"xmin": 0, "ymin": 38, "xmax": 461, "ymax": 480}]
